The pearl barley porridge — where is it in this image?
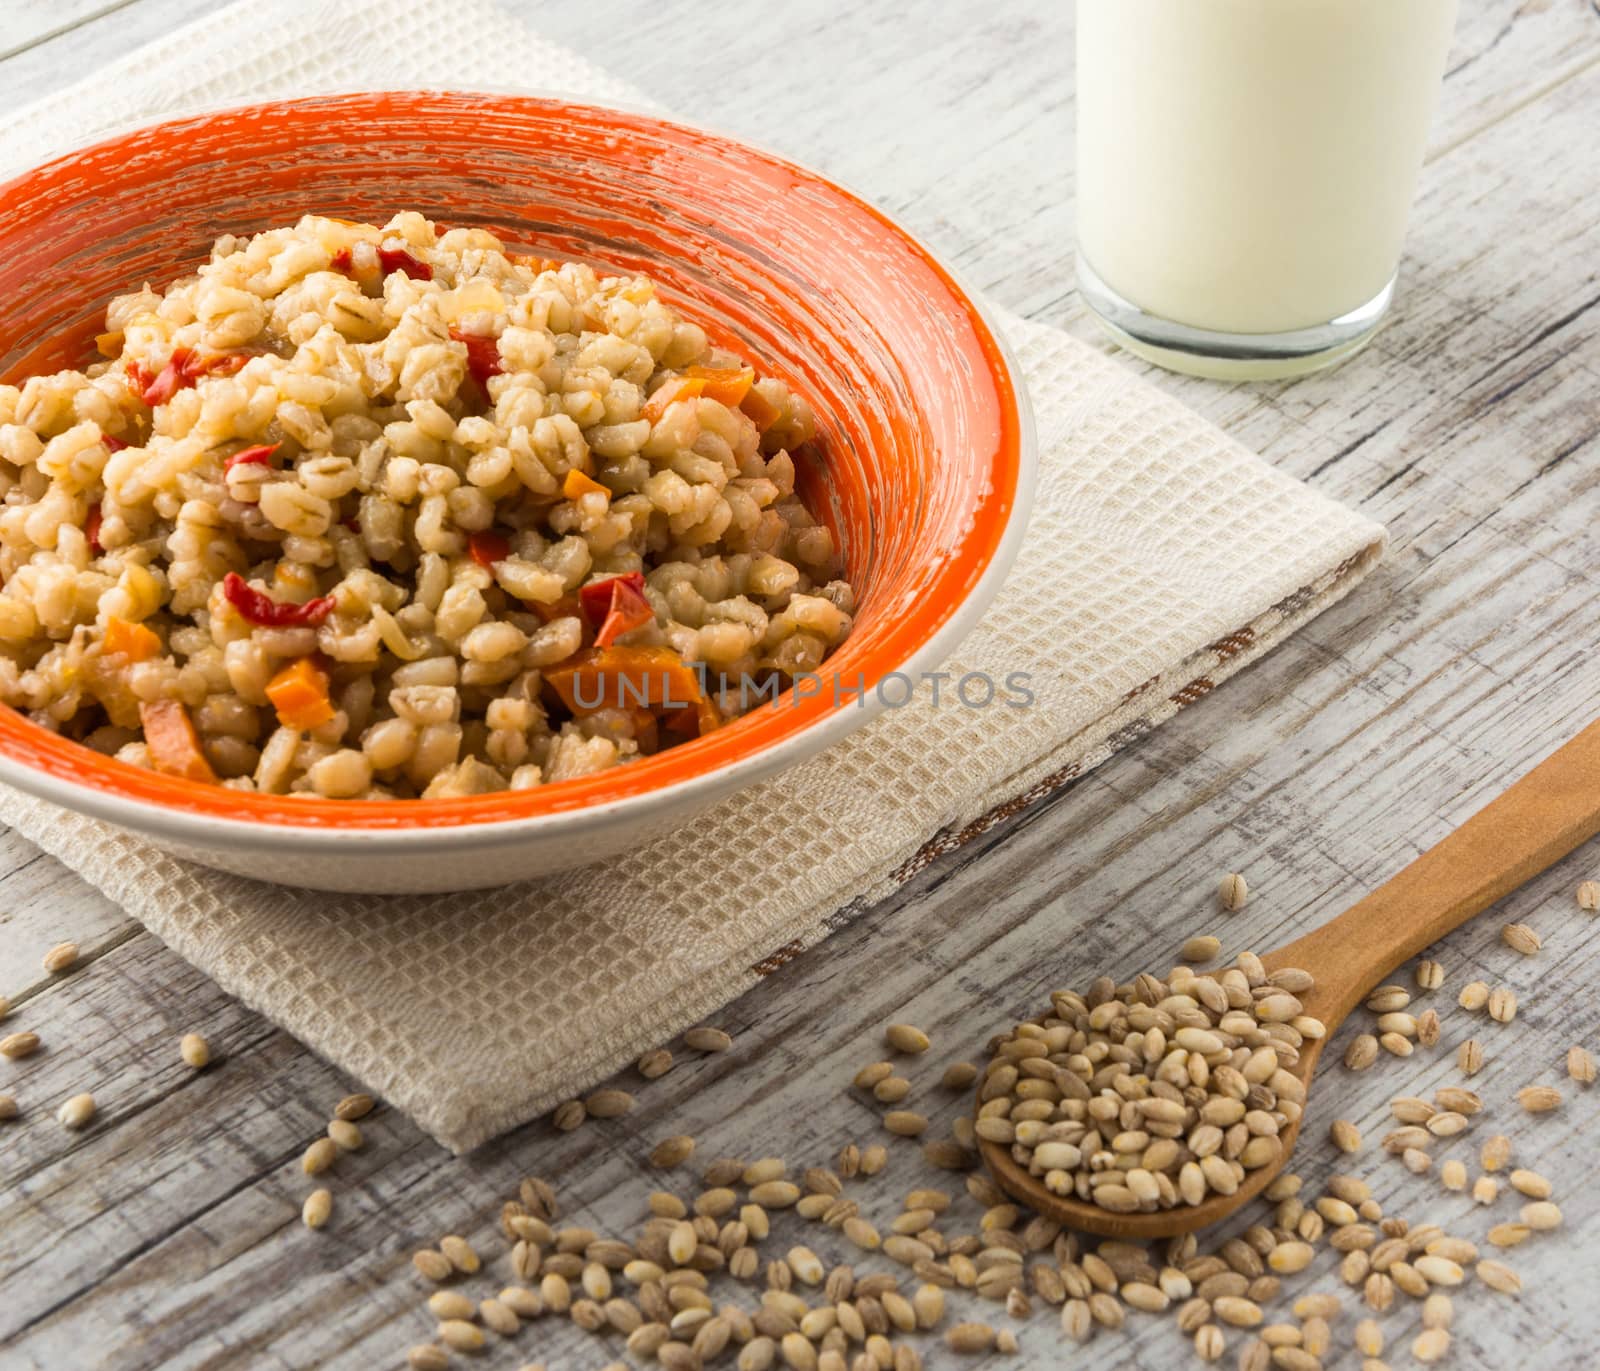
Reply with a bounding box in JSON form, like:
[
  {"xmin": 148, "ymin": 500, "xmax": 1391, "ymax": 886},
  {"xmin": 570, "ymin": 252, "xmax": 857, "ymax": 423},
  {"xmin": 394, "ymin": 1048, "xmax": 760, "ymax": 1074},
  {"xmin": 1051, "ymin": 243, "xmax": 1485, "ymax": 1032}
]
[{"xmin": 0, "ymin": 214, "xmax": 855, "ymax": 799}]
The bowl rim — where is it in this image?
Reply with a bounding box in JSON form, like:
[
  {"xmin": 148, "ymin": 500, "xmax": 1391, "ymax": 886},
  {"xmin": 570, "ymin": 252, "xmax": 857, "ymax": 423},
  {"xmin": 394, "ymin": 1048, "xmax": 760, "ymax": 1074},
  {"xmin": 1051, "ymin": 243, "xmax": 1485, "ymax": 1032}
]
[{"xmin": 0, "ymin": 89, "xmax": 1038, "ymax": 851}]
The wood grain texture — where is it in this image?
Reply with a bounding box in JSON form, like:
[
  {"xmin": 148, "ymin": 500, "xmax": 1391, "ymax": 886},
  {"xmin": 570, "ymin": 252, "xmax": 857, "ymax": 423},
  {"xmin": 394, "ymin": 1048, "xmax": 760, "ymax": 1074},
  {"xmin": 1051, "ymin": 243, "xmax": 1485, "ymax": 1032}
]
[{"xmin": 2, "ymin": 0, "xmax": 1600, "ymax": 1367}]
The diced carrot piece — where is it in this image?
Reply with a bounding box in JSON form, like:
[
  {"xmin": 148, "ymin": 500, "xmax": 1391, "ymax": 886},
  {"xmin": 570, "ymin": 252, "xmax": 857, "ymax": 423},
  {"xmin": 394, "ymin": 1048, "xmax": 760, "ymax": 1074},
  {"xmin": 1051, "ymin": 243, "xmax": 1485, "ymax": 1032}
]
[
  {"xmin": 95, "ymin": 331, "xmax": 124, "ymax": 359},
  {"xmin": 642, "ymin": 376, "xmax": 706, "ymax": 424},
  {"xmin": 103, "ymin": 616, "xmax": 160, "ymax": 662},
  {"xmin": 562, "ymin": 469, "xmax": 609, "ymax": 500},
  {"xmin": 545, "ymin": 646, "xmax": 714, "ymax": 737},
  {"xmin": 685, "ymin": 365, "xmax": 756, "ymax": 407},
  {"xmin": 739, "ymin": 385, "xmax": 783, "ymax": 433},
  {"xmin": 139, "ymin": 699, "xmax": 218, "ymax": 784},
  {"xmin": 265, "ymin": 657, "xmax": 336, "ymax": 731}
]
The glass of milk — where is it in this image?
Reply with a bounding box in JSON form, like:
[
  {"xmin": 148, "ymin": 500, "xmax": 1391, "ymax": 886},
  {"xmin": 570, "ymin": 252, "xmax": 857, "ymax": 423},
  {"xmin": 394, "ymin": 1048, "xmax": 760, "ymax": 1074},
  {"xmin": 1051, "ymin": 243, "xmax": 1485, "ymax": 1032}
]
[{"xmin": 1075, "ymin": 0, "xmax": 1459, "ymax": 380}]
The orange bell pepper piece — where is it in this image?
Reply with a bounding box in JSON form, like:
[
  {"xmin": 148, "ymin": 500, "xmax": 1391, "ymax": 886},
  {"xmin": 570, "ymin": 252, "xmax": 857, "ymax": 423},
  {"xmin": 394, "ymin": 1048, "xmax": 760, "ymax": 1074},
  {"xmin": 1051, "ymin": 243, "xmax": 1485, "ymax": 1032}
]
[
  {"xmin": 642, "ymin": 376, "xmax": 706, "ymax": 424},
  {"xmin": 739, "ymin": 385, "xmax": 783, "ymax": 433},
  {"xmin": 685, "ymin": 365, "xmax": 756, "ymax": 407},
  {"xmin": 528, "ymin": 593, "xmax": 583, "ymax": 625},
  {"xmin": 139, "ymin": 699, "xmax": 218, "ymax": 783},
  {"xmin": 545, "ymin": 646, "xmax": 717, "ymax": 737},
  {"xmin": 103, "ymin": 616, "xmax": 160, "ymax": 662},
  {"xmin": 265, "ymin": 657, "xmax": 336, "ymax": 731},
  {"xmin": 562, "ymin": 469, "xmax": 609, "ymax": 500},
  {"xmin": 95, "ymin": 331, "xmax": 124, "ymax": 360}
]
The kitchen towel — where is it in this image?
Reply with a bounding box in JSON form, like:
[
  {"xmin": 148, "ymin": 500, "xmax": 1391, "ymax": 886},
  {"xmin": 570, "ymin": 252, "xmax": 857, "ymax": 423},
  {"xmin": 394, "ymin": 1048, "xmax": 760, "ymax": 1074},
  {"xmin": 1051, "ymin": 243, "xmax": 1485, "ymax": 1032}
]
[{"xmin": 0, "ymin": 0, "xmax": 1385, "ymax": 1152}]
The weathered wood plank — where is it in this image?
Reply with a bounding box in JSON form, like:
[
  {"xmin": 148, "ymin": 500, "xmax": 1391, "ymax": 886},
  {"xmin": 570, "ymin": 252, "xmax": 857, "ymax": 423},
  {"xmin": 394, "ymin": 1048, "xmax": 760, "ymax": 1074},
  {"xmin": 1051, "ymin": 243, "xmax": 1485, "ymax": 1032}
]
[
  {"xmin": 0, "ymin": 0, "xmax": 132, "ymax": 62},
  {"xmin": 0, "ymin": 0, "xmax": 215, "ymax": 105}
]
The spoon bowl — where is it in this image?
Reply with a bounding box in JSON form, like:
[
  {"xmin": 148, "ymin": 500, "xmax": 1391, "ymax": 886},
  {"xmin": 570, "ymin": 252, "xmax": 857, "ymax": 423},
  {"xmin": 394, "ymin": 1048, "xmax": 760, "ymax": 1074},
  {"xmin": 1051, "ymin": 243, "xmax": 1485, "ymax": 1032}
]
[{"xmin": 978, "ymin": 717, "xmax": 1600, "ymax": 1238}]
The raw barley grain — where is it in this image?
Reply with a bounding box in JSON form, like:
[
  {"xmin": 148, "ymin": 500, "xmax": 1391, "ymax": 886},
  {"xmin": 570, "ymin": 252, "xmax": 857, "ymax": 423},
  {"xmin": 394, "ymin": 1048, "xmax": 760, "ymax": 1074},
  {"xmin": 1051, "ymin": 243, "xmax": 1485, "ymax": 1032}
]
[
  {"xmin": 940, "ymin": 1062, "xmax": 978, "ymax": 1090},
  {"xmin": 639, "ymin": 1049, "xmax": 675, "ymax": 1079},
  {"xmin": 1458, "ymin": 982, "xmax": 1490, "ymax": 1012},
  {"xmin": 685, "ymin": 1027, "xmax": 733, "ymax": 1053},
  {"xmin": 1182, "ymin": 935, "xmax": 1223, "ymax": 963},
  {"xmin": 873, "ymin": 1077, "xmax": 912, "ymax": 1104},
  {"xmin": 1500, "ymin": 923, "xmax": 1541, "ymax": 955},
  {"xmin": 1520, "ymin": 1201, "xmax": 1562, "ymax": 1230},
  {"xmin": 1578, "ymin": 880, "xmax": 1600, "ymax": 910},
  {"xmin": 440, "ymin": 1235, "xmax": 480, "ymax": 1274},
  {"xmin": 1366, "ymin": 985, "xmax": 1411, "ymax": 1013},
  {"xmin": 438, "ymin": 1319, "xmax": 484, "ymax": 1351},
  {"xmin": 1412, "ymin": 1328, "xmax": 1450, "ymax": 1363},
  {"xmin": 0, "ymin": 1031, "xmax": 39, "ymax": 1059},
  {"xmin": 42, "ymin": 941, "xmax": 78, "ymax": 974},
  {"xmin": 652, "ymin": 1136, "xmax": 697, "ymax": 1168},
  {"xmin": 328, "ymin": 1119, "xmax": 363, "ymax": 1150},
  {"xmin": 427, "ymin": 1291, "xmax": 475, "ymax": 1321},
  {"xmin": 1415, "ymin": 960, "xmax": 1444, "ymax": 990},
  {"xmin": 302, "ymin": 1188, "xmax": 332, "ymax": 1229},
  {"xmin": 1458, "ymin": 1039, "xmax": 1484, "ymax": 1075},
  {"xmin": 553, "ymin": 1099, "xmax": 586, "ymax": 1131},
  {"xmin": 1344, "ymin": 1035, "xmax": 1379, "ymax": 1071},
  {"xmin": 1487, "ymin": 987, "xmax": 1517, "ymax": 1023},
  {"xmin": 1219, "ymin": 873, "xmax": 1249, "ymax": 910},
  {"xmin": 1379, "ymin": 1032, "xmax": 1413, "ymax": 1058},
  {"xmin": 334, "ymin": 1092, "xmax": 374, "ymax": 1121},
  {"xmin": 1486, "ymin": 1224, "xmax": 1531, "ymax": 1248},
  {"xmin": 1476, "ymin": 1259, "xmax": 1522, "ymax": 1294},
  {"xmin": 407, "ymin": 1347, "xmax": 448, "ymax": 1371},
  {"xmin": 885, "ymin": 1024, "xmax": 930, "ymax": 1054},
  {"xmin": 1416, "ymin": 1008, "xmax": 1441, "ymax": 1046},
  {"xmin": 1515, "ymin": 1085, "xmax": 1561, "ymax": 1113},
  {"xmin": 302, "ymin": 1137, "xmax": 338, "ymax": 1175},
  {"xmin": 585, "ymin": 1088, "xmax": 634, "ymax": 1118},
  {"xmin": 57, "ymin": 1093, "xmax": 95, "ymax": 1129},
  {"xmin": 1566, "ymin": 1046, "xmax": 1595, "ymax": 1084},
  {"xmin": 412, "ymin": 1250, "xmax": 452, "ymax": 1282}
]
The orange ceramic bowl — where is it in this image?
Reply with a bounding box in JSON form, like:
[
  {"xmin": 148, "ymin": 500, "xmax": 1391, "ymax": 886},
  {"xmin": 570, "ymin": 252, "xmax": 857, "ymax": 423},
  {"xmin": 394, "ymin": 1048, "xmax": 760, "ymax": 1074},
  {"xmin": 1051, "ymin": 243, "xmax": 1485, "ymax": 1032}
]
[{"xmin": 0, "ymin": 92, "xmax": 1034, "ymax": 891}]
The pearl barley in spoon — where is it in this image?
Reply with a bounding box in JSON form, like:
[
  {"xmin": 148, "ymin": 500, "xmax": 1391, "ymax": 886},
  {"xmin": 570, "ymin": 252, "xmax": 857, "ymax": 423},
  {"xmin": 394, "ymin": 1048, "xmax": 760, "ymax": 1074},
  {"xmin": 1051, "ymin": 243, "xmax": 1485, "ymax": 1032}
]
[{"xmin": 978, "ymin": 718, "xmax": 1600, "ymax": 1238}]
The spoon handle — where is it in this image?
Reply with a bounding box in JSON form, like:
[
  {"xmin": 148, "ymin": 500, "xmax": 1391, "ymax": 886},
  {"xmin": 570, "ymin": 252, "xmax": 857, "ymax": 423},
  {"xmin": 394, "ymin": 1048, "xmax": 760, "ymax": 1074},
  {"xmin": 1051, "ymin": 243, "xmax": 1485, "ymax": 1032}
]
[{"xmin": 1263, "ymin": 717, "xmax": 1600, "ymax": 1027}]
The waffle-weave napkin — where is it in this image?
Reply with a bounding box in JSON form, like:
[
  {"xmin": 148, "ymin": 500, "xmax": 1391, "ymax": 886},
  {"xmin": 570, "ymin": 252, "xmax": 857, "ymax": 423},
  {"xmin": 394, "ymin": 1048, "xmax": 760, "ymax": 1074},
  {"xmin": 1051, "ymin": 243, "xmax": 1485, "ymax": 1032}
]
[{"xmin": 0, "ymin": 0, "xmax": 1385, "ymax": 1151}]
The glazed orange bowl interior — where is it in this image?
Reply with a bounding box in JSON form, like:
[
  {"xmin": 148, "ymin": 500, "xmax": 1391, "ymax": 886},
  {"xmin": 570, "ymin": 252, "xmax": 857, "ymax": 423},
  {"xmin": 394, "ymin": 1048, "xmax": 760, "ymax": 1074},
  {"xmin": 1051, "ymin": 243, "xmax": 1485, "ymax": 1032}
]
[{"xmin": 0, "ymin": 92, "xmax": 1029, "ymax": 831}]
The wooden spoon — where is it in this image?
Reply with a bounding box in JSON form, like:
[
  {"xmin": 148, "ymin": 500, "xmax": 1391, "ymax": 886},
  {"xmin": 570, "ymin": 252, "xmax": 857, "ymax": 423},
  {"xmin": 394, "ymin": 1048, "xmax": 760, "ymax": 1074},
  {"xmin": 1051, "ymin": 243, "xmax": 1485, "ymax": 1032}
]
[{"xmin": 978, "ymin": 718, "xmax": 1600, "ymax": 1238}]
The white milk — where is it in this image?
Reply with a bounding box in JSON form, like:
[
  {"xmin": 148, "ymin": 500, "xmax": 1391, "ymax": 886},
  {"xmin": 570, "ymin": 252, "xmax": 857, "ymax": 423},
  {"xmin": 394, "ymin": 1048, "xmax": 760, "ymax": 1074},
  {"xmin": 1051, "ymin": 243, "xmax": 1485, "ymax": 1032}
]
[{"xmin": 1077, "ymin": 0, "xmax": 1458, "ymax": 341}]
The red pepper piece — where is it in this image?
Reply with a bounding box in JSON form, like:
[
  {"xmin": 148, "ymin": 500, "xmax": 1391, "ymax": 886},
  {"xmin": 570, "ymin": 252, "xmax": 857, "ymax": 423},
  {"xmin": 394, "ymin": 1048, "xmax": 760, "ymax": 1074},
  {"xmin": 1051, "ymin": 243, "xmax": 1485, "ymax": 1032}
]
[
  {"xmin": 85, "ymin": 503, "xmax": 103, "ymax": 554},
  {"xmin": 579, "ymin": 572, "xmax": 654, "ymax": 648},
  {"xmin": 196, "ymin": 353, "xmax": 249, "ymax": 379},
  {"xmin": 140, "ymin": 347, "xmax": 193, "ymax": 406},
  {"xmin": 102, "ymin": 434, "xmax": 129, "ymax": 452},
  {"xmin": 136, "ymin": 347, "xmax": 249, "ymax": 406},
  {"xmin": 448, "ymin": 327, "xmax": 504, "ymax": 386},
  {"xmin": 330, "ymin": 247, "xmax": 353, "ymax": 272},
  {"xmin": 377, "ymin": 246, "xmax": 432, "ymax": 281},
  {"xmin": 223, "ymin": 442, "xmax": 280, "ymax": 473},
  {"xmin": 467, "ymin": 529, "xmax": 511, "ymax": 567},
  {"xmin": 221, "ymin": 572, "xmax": 335, "ymax": 628}
]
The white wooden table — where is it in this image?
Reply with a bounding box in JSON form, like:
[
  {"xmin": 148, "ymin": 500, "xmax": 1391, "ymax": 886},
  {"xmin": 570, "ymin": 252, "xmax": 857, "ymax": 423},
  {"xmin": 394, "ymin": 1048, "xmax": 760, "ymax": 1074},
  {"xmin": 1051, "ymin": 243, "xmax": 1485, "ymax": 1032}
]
[{"xmin": 3, "ymin": 2, "xmax": 1598, "ymax": 1368}]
